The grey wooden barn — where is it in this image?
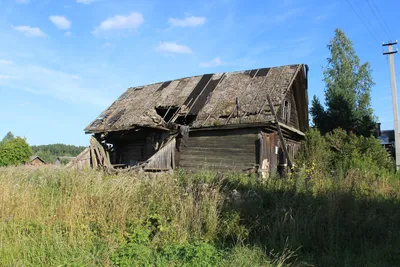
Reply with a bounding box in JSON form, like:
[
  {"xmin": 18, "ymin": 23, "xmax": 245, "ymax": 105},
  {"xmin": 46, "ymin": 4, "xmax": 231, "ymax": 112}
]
[{"xmin": 83, "ymin": 64, "xmax": 309, "ymax": 175}]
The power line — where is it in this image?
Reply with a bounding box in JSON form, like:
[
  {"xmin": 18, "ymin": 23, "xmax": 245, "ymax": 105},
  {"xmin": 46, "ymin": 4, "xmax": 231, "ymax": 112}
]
[
  {"xmin": 345, "ymin": 0, "xmax": 381, "ymax": 45},
  {"xmin": 352, "ymin": 0, "xmax": 384, "ymax": 41},
  {"xmin": 370, "ymin": 0, "xmax": 393, "ymax": 39},
  {"xmin": 366, "ymin": 0, "xmax": 390, "ymax": 40}
]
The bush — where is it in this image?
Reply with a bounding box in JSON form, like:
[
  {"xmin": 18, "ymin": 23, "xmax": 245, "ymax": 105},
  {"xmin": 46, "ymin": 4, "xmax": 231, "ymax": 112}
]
[
  {"xmin": 0, "ymin": 137, "xmax": 32, "ymax": 166},
  {"xmin": 296, "ymin": 128, "xmax": 393, "ymax": 177}
]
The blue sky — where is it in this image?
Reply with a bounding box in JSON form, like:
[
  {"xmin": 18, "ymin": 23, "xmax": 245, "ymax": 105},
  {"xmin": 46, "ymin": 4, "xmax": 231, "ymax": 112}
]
[{"xmin": 0, "ymin": 0, "xmax": 398, "ymax": 145}]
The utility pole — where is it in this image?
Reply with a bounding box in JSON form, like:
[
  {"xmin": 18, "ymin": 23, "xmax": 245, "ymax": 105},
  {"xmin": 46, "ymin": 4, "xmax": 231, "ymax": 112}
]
[{"xmin": 383, "ymin": 41, "xmax": 400, "ymax": 171}]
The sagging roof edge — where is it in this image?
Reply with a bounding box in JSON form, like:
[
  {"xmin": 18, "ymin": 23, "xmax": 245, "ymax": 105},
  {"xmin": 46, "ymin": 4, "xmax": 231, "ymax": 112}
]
[
  {"xmin": 85, "ymin": 124, "xmax": 170, "ymax": 134},
  {"xmin": 86, "ymin": 122, "xmax": 305, "ymax": 137}
]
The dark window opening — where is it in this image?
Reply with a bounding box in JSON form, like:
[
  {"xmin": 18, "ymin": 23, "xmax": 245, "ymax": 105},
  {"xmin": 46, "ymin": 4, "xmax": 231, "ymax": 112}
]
[
  {"xmin": 175, "ymin": 114, "xmax": 197, "ymax": 125},
  {"xmin": 155, "ymin": 106, "xmax": 179, "ymax": 122},
  {"xmin": 282, "ymin": 100, "xmax": 290, "ymax": 124}
]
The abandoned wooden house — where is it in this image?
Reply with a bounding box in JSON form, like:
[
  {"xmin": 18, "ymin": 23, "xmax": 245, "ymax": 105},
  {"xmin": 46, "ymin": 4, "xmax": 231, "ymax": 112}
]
[{"xmin": 82, "ymin": 64, "xmax": 309, "ymax": 175}]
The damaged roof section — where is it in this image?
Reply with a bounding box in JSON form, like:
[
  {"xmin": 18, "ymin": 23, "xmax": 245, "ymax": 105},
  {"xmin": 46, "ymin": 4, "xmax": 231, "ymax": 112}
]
[{"xmin": 85, "ymin": 64, "xmax": 304, "ymax": 133}]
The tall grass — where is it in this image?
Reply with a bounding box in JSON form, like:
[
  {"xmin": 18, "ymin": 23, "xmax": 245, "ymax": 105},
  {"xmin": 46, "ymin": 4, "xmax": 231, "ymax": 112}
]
[
  {"xmin": 0, "ymin": 167, "xmax": 277, "ymax": 266},
  {"xmin": 1, "ymin": 165, "xmax": 399, "ymax": 266}
]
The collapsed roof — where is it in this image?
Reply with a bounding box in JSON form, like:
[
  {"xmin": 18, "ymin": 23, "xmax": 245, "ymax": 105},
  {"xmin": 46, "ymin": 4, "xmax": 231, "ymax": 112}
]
[{"xmin": 85, "ymin": 64, "xmax": 307, "ymax": 133}]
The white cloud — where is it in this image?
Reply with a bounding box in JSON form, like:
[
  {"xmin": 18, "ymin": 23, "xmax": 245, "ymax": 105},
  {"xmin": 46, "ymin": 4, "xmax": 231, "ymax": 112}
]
[
  {"xmin": 200, "ymin": 57, "xmax": 225, "ymax": 68},
  {"xmin": 93, "ymin": 12, "xmax": 144, "ymax": 35},
  {"xmin": 157, "ymin": 42, "xmax": 192, "ymax": 54},
  {"xmin": 16, "ymin": 0, "xmax": 29, "ymax": 4},
  {"xmin": 12, "ymin": 25, "xmax": 46, "ymax": 37},
  {"xmin": 64, "ymin": 31, "xmax": 72, "ymax": 37},
  {"xmin": 76, "ymin": 0, "xmax": 97, "ymax": 4},
  {"xmin": 168, "ymin": 16, "xmax": 207, "ymax": 27},
  {"xmin": 102, "ymin": 42, "xmax": 111, "ymax": 48},
  {"xmin": 49, "ymin": 16, "xmax": 71, "ymax": 30},
  {"xmin": 0, "ymin": 59, "xmax": 14, "ymax": 65}
]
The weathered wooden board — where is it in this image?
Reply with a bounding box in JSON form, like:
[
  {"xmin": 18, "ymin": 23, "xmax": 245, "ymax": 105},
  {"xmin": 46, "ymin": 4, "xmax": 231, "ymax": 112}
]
[{"xmin": 178, "ymin": 128, "xmax": 258, "ymax": 171}]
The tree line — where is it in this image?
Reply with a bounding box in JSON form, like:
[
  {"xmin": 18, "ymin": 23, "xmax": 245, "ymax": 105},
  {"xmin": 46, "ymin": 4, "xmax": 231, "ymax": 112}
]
[
  {"xmin": 0, "ymin": 132, "xmax": 86, "ymax": 166},
  {"xmin": 32, "ymin": 144, "xmax": 86, "ymax": 164}
]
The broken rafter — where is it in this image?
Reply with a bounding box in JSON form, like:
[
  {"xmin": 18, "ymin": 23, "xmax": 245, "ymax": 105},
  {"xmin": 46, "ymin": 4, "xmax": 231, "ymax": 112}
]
[
  {"xmin": 198, "ymin": 73, "xmax": 227, "ymax": 127},
  {"xmin": 168, "ymin": 98, "xmax": 193, "ymax": 123},
  {"xmin": 224, "ymin": 69, "xmax": 260, "ymax": 125},
  {"xmin": 255, "ymin": 66, "xmax": 292, "ymax": 119},
  {"xmin": 237, "ymin": 69, "xmax": 272, "ymax": 123},
  {"xmin": 90, "ymin": 136, "xmax": 112, "ymax": 169},
  {"xmin": 184, "ymin": 75, "xmax": 215, "ymax": 118},
  {"xmin": 161, "ymin": 105, "xmax": 173, "ymax": 121}
]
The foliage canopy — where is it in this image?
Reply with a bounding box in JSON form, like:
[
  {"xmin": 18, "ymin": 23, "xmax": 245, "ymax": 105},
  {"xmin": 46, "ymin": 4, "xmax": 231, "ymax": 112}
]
[
  {"xmin": 310, "ymin": 29, "xmax": 376, "ymax": 136},
  {"xmin": 0, "ymin": 136, "xmax": 32, "ymax": 167}
]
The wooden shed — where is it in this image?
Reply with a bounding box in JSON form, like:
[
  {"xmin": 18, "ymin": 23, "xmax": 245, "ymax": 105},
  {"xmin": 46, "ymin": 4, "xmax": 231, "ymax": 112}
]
[
  {"xmin": 82, "ymin": 64, "xmax": 309, "ymax": 175},
  {"xmin": 26, "ymin": 156, "xmax": 46, "ymax": 166}
]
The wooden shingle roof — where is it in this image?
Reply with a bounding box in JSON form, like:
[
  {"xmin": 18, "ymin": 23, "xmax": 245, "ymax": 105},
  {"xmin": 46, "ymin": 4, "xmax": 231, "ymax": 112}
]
[{"xmin": 85, "ymin": 64, "xmax": 306, "ymax": 133}]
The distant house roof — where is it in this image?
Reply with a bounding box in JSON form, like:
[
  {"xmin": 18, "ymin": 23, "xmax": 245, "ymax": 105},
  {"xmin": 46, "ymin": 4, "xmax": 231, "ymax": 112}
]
[
  {"xmin": 29, "ymin": 155, "xmax": 46, "ymax": 164},
  {"xmin": 85, "ymin": 64, "xmax": 307, "ymax": 133},
  {"xmin": 381, "ymin": 130, "xmax": 394, "ymax": 142},
  {"xmin": 378, "ymin": 135, "xmax": 390, "ymax": 145}
]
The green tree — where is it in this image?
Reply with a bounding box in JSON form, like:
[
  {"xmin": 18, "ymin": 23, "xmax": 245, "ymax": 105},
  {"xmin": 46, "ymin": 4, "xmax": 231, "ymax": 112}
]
[
  {"xmin": 0, "ymin": 137, "xmax": 32, "ymax": 166},
  {"xmin": 31, "ymin": 144, "xmax": 86, "ymax": 157},
  {"xmin": 310, "ymin": 29, "xmax": 376, "ymax": 136},
  {"xmin": 0, "ymin": 131, "xmax": 15, "ymax": 146}
]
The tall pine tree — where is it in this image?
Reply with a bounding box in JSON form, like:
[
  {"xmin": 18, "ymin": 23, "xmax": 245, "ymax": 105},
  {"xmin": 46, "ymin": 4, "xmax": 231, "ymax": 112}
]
[{"xmin": 311, "ymin": 29, "xmax": 376, "ymax": 136}]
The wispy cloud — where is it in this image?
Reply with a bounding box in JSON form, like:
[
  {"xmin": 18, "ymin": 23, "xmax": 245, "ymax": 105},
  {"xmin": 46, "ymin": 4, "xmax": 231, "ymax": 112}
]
[
  {"xmin": 49, "ymin": 16, "xmax": 71, "ymax": 30},
  {"xmin": 93, "ymin": 12, "xmax": 144, "ymax": 36},
  {"xmin": 64, "ymin": 31, "xmax": 72, "ymax": 37},
  {"xmin": 315, "ymin": 14, "xmax": 328, "ymax": 22},
  {"xmin": 12, "ymin": 25, "xmax": 46, "ymax": 37},
  {"xmin": 200, "ymin": 57, "xmax": 225, "ymax": 68},
  {"xmin": 76, "ymin": 0, "xmax": 97, "ymax": 4},
  {"xmin": 0, "ymin": 59, "xmax": 14, "ymax": 65},
  {"xmin": 16, "ymin": 0, "xmax": 29, "ymax": 4},
  {"xmin": 0, "ymin": 63, "xmax": 109, "ymax": 106},
  {"xmin": 101, "ymin": 42, "xmax": 111, "ymax": 48},
  {"xmin": 168, "ymin": 16, "xmax": 207, "ymax": 27},
  {"xmin": 156, "ymin": 42, "xmax": 192, "ymax": 54},
  {"xmin": 271, "ymin": 8, "xmax": 303, "ymax": 24},
  {"xmin": 0, "ymin": 74, "xmax": 20, "ymax": 80}
]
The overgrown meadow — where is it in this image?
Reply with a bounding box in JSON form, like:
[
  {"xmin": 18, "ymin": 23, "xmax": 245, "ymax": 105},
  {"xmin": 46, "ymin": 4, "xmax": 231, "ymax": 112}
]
[{"xmin": 1, "ymin": 129, "xmax": 400, "ymax": 266}]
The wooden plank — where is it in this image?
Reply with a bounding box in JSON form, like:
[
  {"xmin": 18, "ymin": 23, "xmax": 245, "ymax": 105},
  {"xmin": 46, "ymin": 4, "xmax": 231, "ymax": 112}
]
[
  {"xmin": 180, "ymin": 149, "xmax": 255, "ymax": 157},
  {"xmin": 178, "ymin": 162, "xmax": 251, "ymax": 170},
  {"xmin": 180, "ymin": 146, "xmax": 255, "ymax": 153},
  {"xmin": 278, "ymin": 122, "xmax": 305, "ymax": 136},
  {"xmin": 179, "ymin": 156, "xmax": 255, "ymax": 164},
  {"xmin": 266, "ymin": 95, "xmax": 292, "ymax": 169},
  {"xmin": 90, "ymin": 145, "xmax": 98, "ymax": 169},
  {"xmin": 184, "ymin": 142, "xmax": 256, "ymax": 149},
  {"xmin": 187, "ymin": 134, "xmax": 258, "ymax": 140}
]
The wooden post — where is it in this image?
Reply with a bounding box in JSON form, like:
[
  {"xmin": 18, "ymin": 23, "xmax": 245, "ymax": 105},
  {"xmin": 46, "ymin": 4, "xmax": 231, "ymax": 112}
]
[
  {"xmin": 90, "ymin": 145, "xmax": 98, "ymax": 169},
  {"xmin": 266, "ymin": 94, "xmax": 292, "ymax": 169}
]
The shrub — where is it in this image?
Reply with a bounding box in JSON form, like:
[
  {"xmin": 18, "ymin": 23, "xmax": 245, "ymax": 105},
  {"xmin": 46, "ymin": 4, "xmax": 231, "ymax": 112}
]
[
  {"xmin": 0, "ymin": 137, "xmax": 32, "ymax": 166},
  {"xmin": 296, "ymin": 128, "xmax": 393, "ymax": 177}
]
